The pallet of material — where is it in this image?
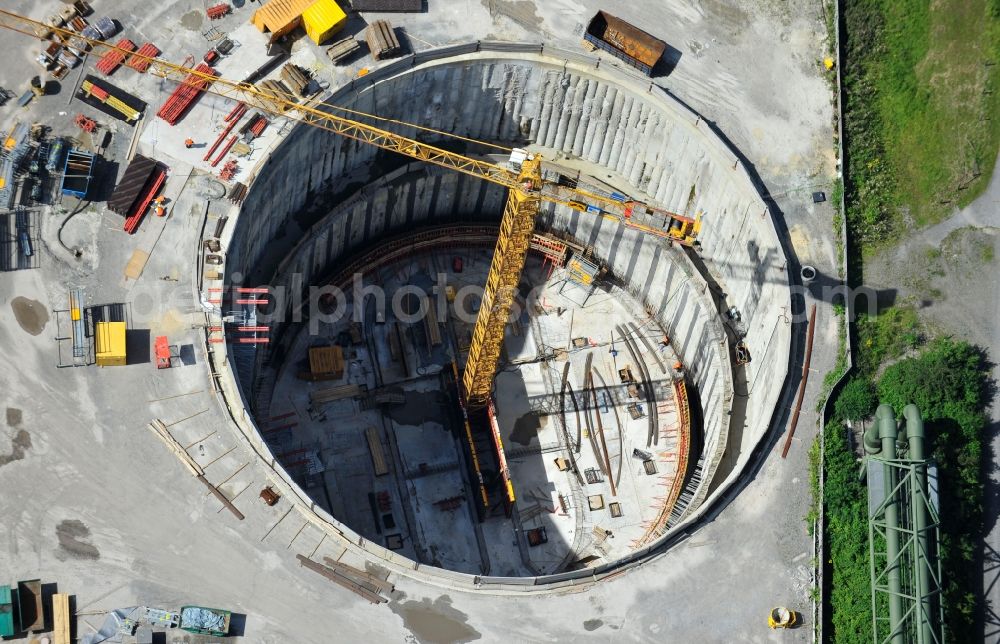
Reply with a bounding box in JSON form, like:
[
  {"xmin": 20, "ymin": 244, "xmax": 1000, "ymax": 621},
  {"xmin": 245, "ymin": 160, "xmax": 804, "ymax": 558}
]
[
  {"xmin": 255, "ymin": 79, "xmax": 295, "ymax": 111},
  {"xmin": 326, "ymin": 37, "xmax": 360, "ymax": 64},
  {"xmin": 280, "ymin": 63, "xmax": 311, "ymax": 97},
  {"xmin": 365, "ymin": 426, "xmax": 389, "ymax": 476},
  {"xmin": 126, "ymin": 42, "xmax": 160, "ymax": 72},
  {"xmin": 77, "ymin": 75, "xmax": 146, "ymax": 123},
  {"xmin": 423, "ymin": 296, "xmax": 441, "ymax": 346},
  {"xmin": 156, "ymin": 63, "xmax": 217, "ymax": 125},
  {"xmin": 365, "ymin": 20, "xmax": 401, "ymax": 60},
  {"xmin": 239, "ymin": 113, "xmax": 269, "ymax": 139},
  {"xmin": 95, "ymin": 38, "xmax": 135, "ymax": 75},
  {"xmin": 309, "ymin": 383, "xmax": 363, "ymax": 404}
]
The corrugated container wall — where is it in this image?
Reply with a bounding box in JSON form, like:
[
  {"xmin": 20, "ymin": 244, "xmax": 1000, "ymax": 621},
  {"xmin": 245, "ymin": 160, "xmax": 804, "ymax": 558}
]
[
  {"xmin": 251, "ymin": 0, "xmax": 314, "ymax": 40},
  {"xmin": 302, "ymin": 0, "xmax": 347, "ymax": 45},
  {"xmin": 95, "ymin": 321, "xmax": 127, "ymax": 366}
]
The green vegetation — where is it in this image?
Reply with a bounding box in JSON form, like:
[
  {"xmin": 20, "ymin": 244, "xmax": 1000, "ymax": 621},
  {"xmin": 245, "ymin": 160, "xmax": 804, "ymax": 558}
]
[
  {"xmin": 824, "ymin": 338, "xmax": 989, "ymax": 641},
  {"xmin": 879, "ymin": 339, "xmax": 988, "ymax": 637},
  {"xmin": 824, "ymin": 423, "xmax": 871, "ymax": 641},
  {"xmin": 834, "ymin": 377, "xmax": 877, "ymax": 422},
  {"xmin": 807, "ymin": 435, "xmax": 822, "ymax": 532},
  {"xmin": 855, "ymin": 305, "xmax": 923, "ymax": 375},
  {"xmin": 842, "ymin": 0, "xmax": 1000, "ymax": 251}
]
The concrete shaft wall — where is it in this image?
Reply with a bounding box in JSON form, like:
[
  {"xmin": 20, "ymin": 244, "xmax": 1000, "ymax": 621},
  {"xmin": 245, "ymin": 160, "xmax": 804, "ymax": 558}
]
[{"xmin": 225, "ymin": 44, "xmax": 790, "ymax": 582}]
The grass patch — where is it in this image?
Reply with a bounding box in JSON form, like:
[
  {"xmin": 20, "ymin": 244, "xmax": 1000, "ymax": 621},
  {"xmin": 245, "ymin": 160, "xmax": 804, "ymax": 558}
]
[
  {"xmin": 806, "ymin": 435, "xmax": 822, "ymax": 533},
  {"xmin": 842, "ymin": 0, "xmax": 1000, "ymax": 251},
  {"xmin": 824, "ymin": 424, "xmax": 872, "ymax": 641},
  {"xmin": 855, "ymin": 305, "xmax": 923, "ymax": 375}
]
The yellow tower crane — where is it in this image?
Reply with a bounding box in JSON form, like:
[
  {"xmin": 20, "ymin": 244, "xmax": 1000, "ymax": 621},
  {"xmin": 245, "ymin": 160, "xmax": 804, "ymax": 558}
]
[{"xmin": 0, "ymin": 9, "xmax": 702, "ymax": 407}]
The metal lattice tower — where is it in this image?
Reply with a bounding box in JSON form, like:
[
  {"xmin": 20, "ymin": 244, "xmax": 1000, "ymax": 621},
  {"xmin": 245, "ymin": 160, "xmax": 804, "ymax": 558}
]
[
  {"xmin": 865, "ymin": 404, "xmax": 945, "ymax": 644},
  {"xmin": 462, "ymin": 156, "xmax": 541, "ymax": 407}
]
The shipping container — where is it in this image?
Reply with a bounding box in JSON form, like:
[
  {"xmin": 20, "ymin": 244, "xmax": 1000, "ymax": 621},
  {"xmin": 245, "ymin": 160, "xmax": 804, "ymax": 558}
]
[
  {"xmin": 583, "ymin": 11, "xmax": 666, "ymax": 76},
  {"xmin": 0, "ymin": 585, "xmax": 13, "ymax": 637},
  {"xmin": 302, "ymin": 0, "xmax": 347, "ymax": 45},
  {"xmin": 95, "ymin": 321, "xmax": 127, "ymax": 366}
]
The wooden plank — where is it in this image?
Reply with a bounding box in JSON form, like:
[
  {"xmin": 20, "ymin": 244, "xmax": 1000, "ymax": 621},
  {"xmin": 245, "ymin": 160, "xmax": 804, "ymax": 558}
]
[
  {"xmin": 321, "ymin": 557, "xmax": 394, "ymax": 593},
  {"xmin": 52, "ymin": 593, "xmax": 70, "ymax": 644},
  {"xmin": 124, "ymin": 248, "xmax": 149, "ymax": 280},
  {"xmin": 295, "ymin": 555, "xmax": 387, "ymax": 604},
  {"xmin": 365, "ymin": 426, "xmax": 389, "ymax": 476},
  {"xmin": 309, "ymin": 383, "xmax": 361, "ymax": 404},
  {"xmin": 424, "ymin": 296, "xmax": 441, "ymax": 346}
]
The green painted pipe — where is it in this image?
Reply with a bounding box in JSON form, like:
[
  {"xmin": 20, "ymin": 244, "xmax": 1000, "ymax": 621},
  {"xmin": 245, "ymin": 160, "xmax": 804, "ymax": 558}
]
[
  {"xmin": 878, "ymin": 405, "xmax": 905, "ymax": 643},
  {"xmin": 904, "ymin": 404, "xmax": 933, "ymax": 644},
  {"xmin": 864, "ymin": 404, "xmax": 892, "ymax": 454}
]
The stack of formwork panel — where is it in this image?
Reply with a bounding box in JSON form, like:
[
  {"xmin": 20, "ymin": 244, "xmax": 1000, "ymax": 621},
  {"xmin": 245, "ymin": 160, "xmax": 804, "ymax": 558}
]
[
  {"xmin": 156, "ymin": 63, "xmax": 216, "ymax": 125},
  {"xmin": 95, "ymin": 38, "xmax": 135, "ymax": 75},
  {"xmin": 365, "ymin": 20, "xmax": 401, "ymax": 60}
]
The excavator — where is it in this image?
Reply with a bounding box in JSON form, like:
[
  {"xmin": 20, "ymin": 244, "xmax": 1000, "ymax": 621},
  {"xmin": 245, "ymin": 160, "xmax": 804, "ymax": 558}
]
[{"xmin": 0, "ymin": 8, "xmax": 702, "ymax": 408}]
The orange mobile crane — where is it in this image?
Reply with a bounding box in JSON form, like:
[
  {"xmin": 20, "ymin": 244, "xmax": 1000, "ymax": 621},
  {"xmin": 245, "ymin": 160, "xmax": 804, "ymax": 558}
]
[{"xmin": 0, "ymin": 8, "xmax": 702, "ymax": 408}]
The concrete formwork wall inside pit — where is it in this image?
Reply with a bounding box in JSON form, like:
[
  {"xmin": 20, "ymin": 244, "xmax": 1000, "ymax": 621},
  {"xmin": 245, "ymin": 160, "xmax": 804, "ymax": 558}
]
[{"xmin": 225, "ymin": 44, "xmax": 791, "ymax": 583}]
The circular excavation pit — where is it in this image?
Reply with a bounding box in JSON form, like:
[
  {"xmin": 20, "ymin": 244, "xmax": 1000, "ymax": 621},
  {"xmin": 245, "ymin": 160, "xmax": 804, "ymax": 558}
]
[
  {"xmin": 218, "ymin": 45, "xmax": 793, "ymax": 589},
  {"xmin": 265, "ymin": 226, "xmax": 693, "ymax": 576}
]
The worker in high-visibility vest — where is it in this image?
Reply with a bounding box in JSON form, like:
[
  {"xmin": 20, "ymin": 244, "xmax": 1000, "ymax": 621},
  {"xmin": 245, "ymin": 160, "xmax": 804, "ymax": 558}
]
[{"xmin": 184, "ymin": 138, "xmax": 195, "ymax": 148}]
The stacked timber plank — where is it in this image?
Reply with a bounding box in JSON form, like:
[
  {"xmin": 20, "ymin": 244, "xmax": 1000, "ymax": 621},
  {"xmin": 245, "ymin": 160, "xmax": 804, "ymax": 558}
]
[
  {"xmin": 309, "ymin": 383, "xmax": 364, "ymax": 404},
  {"xmin": 365, "ymin": 20, "xmax": 401, "ymax": 60},
  {"xmin": 255, "ymin": 79, "xmax": 295, "ymax": 111},
  {"xmin": 365, "ymin": 426, "xmax": 389, "ymax": 476},
  {"xmin": 280, "ymin": 63, "xmax": 312, "ymax": 97},
  {"xmin": 295, "ymin": 555, "xmax": 392, "ymax": 604},
  {"xmin": 326, "ymin": 37, "xmax": 360, "ymax": 64},
  {"xmin": 52, "ymin": 593, "xmax": 71, "ymax": 644},
  {"xmin": 298, "ymin": 346, "xmax": 344, "ymax": 381}
]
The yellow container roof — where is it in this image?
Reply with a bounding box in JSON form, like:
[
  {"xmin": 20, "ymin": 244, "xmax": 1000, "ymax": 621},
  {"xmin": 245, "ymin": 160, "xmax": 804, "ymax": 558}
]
[
  {"xmin": 95, "ymin": 321, "xmax": 127, "ymax": 359},
  {"xmin": 303, "ymin": 0, "xmax": 347, "ymax": 34},
  {"xmin": 252, "ymin": 0, "xmax": 314, "ymax": 33}
]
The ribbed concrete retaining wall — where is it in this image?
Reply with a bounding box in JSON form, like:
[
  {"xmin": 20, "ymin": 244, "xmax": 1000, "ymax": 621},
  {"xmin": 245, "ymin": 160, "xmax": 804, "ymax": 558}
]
[{"xmin": 223, "ymin": 43, "xmax": 791, "ymax": 589}]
